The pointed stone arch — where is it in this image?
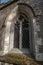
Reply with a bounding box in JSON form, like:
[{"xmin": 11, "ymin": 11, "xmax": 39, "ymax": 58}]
[
  {"xmin": 2, "ymin": 3, "xmax": 36, "ymax": 55},
  {"xmin": 17, "ymin": 3, "xmax": 36, "ymax": 54}
]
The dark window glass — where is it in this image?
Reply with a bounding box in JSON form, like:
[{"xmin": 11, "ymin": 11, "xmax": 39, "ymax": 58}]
[
  {"xmin": 22, "ymin": 21, "xmax": 29, "ymax": 48},
  {"xmin": 14, "ymin": 23, "xmax": 19, "ymax": 48}
]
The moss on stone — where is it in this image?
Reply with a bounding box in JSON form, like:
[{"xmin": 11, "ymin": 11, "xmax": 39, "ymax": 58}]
[{"xmin": 0, "ymin": 53, "xmax": 43, "ymax": 65}]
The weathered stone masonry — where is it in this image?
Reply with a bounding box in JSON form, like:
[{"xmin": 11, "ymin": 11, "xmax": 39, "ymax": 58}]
[{"xmin": 0, "ymin": 0, "xmax": 43, "ymax": 61}]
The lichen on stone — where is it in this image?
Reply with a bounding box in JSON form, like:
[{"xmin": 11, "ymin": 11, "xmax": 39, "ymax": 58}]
[{"xmin": 0, "ymin": 53, "xmax": 43, "ymax": 65}]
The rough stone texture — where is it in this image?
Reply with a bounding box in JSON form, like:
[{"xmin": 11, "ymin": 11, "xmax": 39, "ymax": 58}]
[
  {"xmin": 0, "ymin": 0, "xmax": 43, "ymax": 27},
  {"xmin": 0, "ymin": 0, "xmax": 43, "ymax": 30},
  {"xmin": 0, "ymin": 0, "xmax": 43, "ymax": 62}
]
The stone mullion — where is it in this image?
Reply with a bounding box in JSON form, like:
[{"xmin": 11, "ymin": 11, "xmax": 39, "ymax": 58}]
[{"xmin": 19, "ymin": 22, "xmax": 22, "ymax": 49}]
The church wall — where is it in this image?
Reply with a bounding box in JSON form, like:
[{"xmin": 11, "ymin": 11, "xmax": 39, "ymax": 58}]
[
  {"xmin": 0, "ymin": 0, "xmax": 43, "ymax": 30},
  {"xmin": 0, "ymin": 0, "xmax": 43, "ymax": 29},
  {"xmin": 0, "ymin": 2, "xmax": 18, "ymax": 56},
  {"xmin": 0, "ymin": 3, "xmax": 17, "ymax": 29},
  {"xmin": 19, "ymin": 0, "xmax": 43, "ymax": 61},
  {"xmin": 0, "ymin": 0, "xmax": 43, "ymax": 61}
]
